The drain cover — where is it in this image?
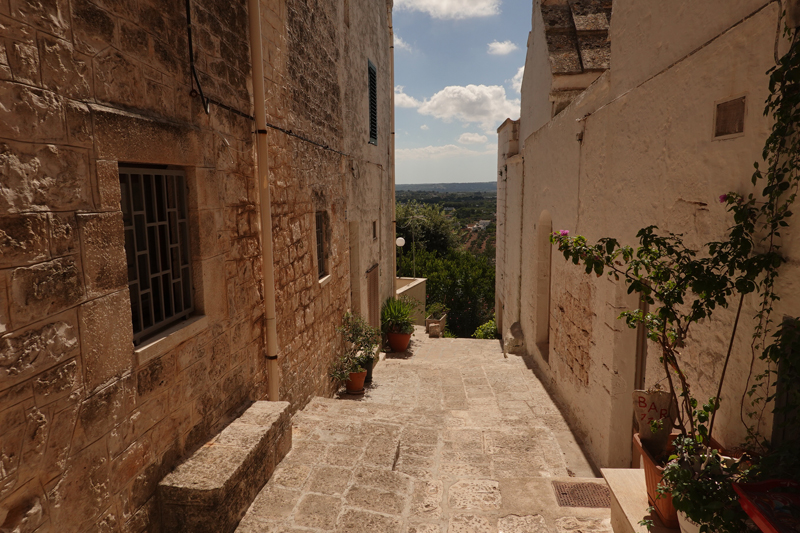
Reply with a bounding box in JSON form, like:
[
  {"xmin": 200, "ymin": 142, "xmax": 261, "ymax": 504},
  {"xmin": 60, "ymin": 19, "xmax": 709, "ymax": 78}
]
[{"xmin": 552, "ymin": 481, "xmax": 611, "ymax": 508}]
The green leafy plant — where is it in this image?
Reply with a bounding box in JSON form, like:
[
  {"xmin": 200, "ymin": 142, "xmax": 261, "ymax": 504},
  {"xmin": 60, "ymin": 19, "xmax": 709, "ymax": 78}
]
[
  {"xmin": 381, "ymin": 296, "xmax": 416, "ymax": 335},
  {"xmin": 330, "ymin": 312, "xmax": 380, "ymax": 382},
  {"xmin": 473, "ymin": 315, "xmax": 498, "ymax": 339},
  {"xmin": 426, "ymin": 302, "xmax": 448, "ymax": 320},
  {"xmin": 549, "ymin": 28, "xmax": 800, "ymax": 533}
]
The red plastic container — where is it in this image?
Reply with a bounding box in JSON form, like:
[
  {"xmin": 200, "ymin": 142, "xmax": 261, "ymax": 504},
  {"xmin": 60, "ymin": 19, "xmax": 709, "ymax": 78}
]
[{"xmin": 733, "ymin": 480, "xmax": 800, "ymax": 533}]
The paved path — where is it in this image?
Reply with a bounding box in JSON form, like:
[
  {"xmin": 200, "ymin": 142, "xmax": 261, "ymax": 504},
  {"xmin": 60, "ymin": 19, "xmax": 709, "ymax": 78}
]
[{"xmin": 237, "ymin": 328, "xmax": 612, "ymax": 533}]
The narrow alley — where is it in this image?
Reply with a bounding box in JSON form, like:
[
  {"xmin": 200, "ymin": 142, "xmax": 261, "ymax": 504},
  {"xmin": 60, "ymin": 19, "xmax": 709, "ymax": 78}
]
[{"xmin": 236, "ymin": 329, "xmax": 613, "ymax": 533}]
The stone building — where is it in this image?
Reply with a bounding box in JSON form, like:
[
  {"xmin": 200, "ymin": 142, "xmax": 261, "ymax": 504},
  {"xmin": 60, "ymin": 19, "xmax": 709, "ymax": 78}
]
[
  {"xmin": 0, "ymin": 0, "xmax": 395, "ymax": 530},
  {"xmin": 497, "ymin": 0, "xmax": 799, "ymax": 468}
]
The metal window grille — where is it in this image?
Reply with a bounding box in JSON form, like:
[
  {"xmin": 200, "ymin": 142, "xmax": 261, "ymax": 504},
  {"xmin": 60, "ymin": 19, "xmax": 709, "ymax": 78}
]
[
  {"xmin": 715, "ymin": 97, "xmax": 745, "ymax": 137},
  {"xmin": 368, "ymin": 61, "xmax": 378, "ymax": 145},
  {"xmin": 316, "ymin": 211, "xmax": 328, "ymax": 279},
  {"xmin": 120, "ymin": 168, "xmax": 194, "ymax": 344}
]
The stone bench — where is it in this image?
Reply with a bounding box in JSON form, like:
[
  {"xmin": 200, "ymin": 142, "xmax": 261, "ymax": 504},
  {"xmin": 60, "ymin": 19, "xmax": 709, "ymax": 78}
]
[{"xmin": 159, "ymin": 401, "xmax": 291, "ymax": 533}]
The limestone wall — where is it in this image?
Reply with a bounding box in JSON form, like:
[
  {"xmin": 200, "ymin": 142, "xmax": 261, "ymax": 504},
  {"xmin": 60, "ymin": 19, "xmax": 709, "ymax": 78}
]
[
  {"xmin": 0, "ymin": 0, "xmax": 394, "ymax": 530},
  {"xmin": 504, "ymin": 0, "xmax": 797, "ymax": 468}
]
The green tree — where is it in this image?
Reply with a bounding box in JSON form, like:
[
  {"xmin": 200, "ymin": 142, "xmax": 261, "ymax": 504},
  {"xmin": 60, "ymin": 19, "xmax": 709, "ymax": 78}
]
[
  {"xmin": 397, "ymin": 246, "xmax": 495, "ymax": 337},
  {"xmin": 396, "ymin": 201, "xmax": 459, "ymax": 255}
]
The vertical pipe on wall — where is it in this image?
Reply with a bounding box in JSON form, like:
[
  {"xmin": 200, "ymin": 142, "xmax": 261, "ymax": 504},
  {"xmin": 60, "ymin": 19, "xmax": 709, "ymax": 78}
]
[
  {"xmin": 248, "ymin": 0, "xmax": 280, "ymax": 401},
  {"xmin": 388, "ymin": 1, "xmax": 397, "ymax": 295}
]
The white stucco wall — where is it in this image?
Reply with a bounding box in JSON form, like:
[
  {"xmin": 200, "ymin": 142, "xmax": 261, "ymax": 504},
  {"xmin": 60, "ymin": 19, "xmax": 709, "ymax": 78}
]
[
  {"xmin": 507, "ymin": 0, "xmax": 798, "ymax": 467},
  {"xmin": 519, "ymin": 1, "xmax": 556, "ymax": 148}
]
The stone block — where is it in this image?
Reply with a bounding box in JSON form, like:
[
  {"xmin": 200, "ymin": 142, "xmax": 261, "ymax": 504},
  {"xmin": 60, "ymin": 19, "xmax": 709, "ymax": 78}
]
[
  {"xmin": 33, "ymin": 358, "xmax": 81, "ymax": 405},
  {"xmin": 79, "ymin": 290, "xmax": 133, "ymax": 393},
  {"xmin": 159, "ymin": 401, "xmax": 291, "ymax": 533},
  {"xmin": 136, "ymin": 352, "xmax": 175, "ymax": 401},
  {"xmin": 110, "ymin": 437, "xmax": 152, "ymax": 493},
  {"xmin": 41, "ymin": 403, "xmax": 78, "ymax": 481},
  {"xmin": 0, "ymin": 273, "xmax": 7, "ymax": 334},
  {"xmin": 94, "ymin": 50, "xmax": 144, "ymax": 109},
  {"xmin": 65, "ymin": 100, "xmax": 93, "ymax": 147},
  {"xmin": 77, "ymin": 212, "xmax": 126, "ymax": 298},
  {"xmin": 95, "ymin": 160, "xmax": 121, "ymax": 211},
  {"xmin": 92, "ymin": 104, "xmax": 207, "ymax": 166},
  {"xmin": 71, "ymin": 0, "xmax": 116, "ymax": 55},
  {"xmin": 0, "ymin": 140, "xmax": 92, "ymax": 214},
  {"xmin": 71, "ymin": 379, "xmax": 125, "ymax": 453},
  {"xmin": 8, "ymin": 40, "xmax": 39, "ymax": 86},
  {"xmin": 0, "ymin": 309, "xmax": 79, "ymax": 389},
  {"xmin": 49, "ymin": 212, "xmax": 78, "ymax": 257},
  {"xmin": 40, "ymin": 35, "xmax": 91, "ymax": 99},
  {"xmin": 0, "ymin": 478, "xmax": 47, "ymax": 532},
  {"xmin": 0, "ymin": 83, "xmax": 65, "ymax": 143},
  {"xmin": 47, "ymin": 436, "xmax": 110, "ymax": 531},
  {"xmin": 0, "ymin": 213, "xmax": 49, "ymax": 268},
  {"xmin": 9, "ymin": 0, "xmax": 70, "ymax": 38},
  {"xmin": 8, "ymin": 256, "xmax": 84, "ymax": 326}
]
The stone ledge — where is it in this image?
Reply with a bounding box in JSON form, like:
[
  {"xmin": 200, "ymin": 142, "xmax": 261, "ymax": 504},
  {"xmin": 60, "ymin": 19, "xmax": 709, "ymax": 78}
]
[
  {"xmin": 159, "ymin": 401, "xmax": 292, "ymax": 533},
  {"xmin": 602, "ymin": 468, "xmax": 678, "ymax": 533}
]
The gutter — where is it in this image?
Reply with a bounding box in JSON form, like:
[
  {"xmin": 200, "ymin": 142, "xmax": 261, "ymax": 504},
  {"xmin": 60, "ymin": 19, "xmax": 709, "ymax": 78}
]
[{"xmin": 248, "ymin": 0, "xmax": 280, "ymax": 401}]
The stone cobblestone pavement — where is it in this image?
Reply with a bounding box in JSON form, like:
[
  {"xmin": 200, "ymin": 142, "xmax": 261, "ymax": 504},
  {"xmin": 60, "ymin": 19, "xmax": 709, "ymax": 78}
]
[{"xmin": 237, "ymin": 328, "xmax": 613, "ymax": 533}]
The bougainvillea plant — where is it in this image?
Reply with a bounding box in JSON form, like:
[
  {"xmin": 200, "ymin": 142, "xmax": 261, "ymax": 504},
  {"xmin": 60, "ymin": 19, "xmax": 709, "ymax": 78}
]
[{"xmin": 550, "ymin": 28, "xmax": 800, "ymax": 533}]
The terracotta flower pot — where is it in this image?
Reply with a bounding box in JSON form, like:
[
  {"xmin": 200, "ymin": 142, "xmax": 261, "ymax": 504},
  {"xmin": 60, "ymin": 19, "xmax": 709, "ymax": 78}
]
[
  {"xmin": 345, "ymin": 370, "xmax": 367, "ymax": 394},
  {"xmin": 387, "ymin": 332, "xmax": 411, "ymax": 352},
  {"xmin": 633, "ymin": 433, "xmax": 679, "ymax": 528}
]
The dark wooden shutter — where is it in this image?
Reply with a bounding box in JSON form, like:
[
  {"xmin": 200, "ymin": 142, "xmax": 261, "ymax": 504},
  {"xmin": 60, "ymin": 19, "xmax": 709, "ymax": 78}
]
[{"xmin": 368, "ymin": 61, "xmax": 377, "ymax": 145}]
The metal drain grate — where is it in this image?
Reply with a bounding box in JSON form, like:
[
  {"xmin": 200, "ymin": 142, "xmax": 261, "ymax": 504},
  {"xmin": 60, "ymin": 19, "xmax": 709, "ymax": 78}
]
[{"xmin": 552, "ymin": 481, "xmax": 611, "ymax": 508}]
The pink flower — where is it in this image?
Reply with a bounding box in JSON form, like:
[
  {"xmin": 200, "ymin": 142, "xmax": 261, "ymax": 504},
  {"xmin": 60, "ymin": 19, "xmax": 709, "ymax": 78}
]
[
  {"xmin": 719, "ymin": 194, "xmax": 728, "ymax": 203},
  {"xmin": 559, "ymin": 230, "xmax": 569, "ymax": 236}
]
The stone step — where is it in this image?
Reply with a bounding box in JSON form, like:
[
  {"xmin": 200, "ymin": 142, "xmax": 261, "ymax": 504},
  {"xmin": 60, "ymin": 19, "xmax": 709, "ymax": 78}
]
[
  {"xmin": 159, "ymin": 401, "xmax": 292, "ymax": 533},
  {"xmin": 602, "ymin": 468, "xmax": 679, "ymax": 533}
]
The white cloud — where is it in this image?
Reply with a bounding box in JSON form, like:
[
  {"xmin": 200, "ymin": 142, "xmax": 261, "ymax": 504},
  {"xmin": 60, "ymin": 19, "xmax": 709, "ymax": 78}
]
[
  {"xmin": 459, "ymin": 132, "xmax": 488, "ymax": 144},
  {"xmin": 394, "ymin": 33, "xmax": 413, "ymax": 52},
  {"xmin": 510, "ymin": 66, "xmax": 524, "ymax": 93},
  {"xmin": 394, "ymin": 0, "xmax": 500, "ymax": 19},
  {"xmin": 396, "ymin": 144, "xmax": 494, "ymax": 161},
  {"xmin": 395, "ymin": 86, "xmax": 422, "ymax": 108},
  {"xmin": 488, "ymin": 40, "xmax": 518, "ymax": 55},
  {"xmin": 420, "ymin": 124, "xmax": 429, "ymax": 130},
  {"xmin": 417, "ymin": 84, "xmax": 520, "ymax": 133}
]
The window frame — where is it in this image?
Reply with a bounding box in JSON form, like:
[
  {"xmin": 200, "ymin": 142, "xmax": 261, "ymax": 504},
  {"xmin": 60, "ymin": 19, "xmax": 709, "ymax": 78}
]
[
  {"xmin": 119, "ymin": 166, "xmax": 195, "ymax": 345},
  {"xmin": 368, "ymin": 60, "xmax": 378, "ymax": 145},
  {"xmin": 315, "ymin": 210, "xmax": 330, "ymax": 280}
]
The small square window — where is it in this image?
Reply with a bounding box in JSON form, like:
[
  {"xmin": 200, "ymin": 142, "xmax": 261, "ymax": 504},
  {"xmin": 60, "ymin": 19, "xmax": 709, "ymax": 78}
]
[
  {"xmin": 715, "ymin": 97, "xmax": 745, "ymax": 137},
  {"xmin": 315, "ymin": 211, "xmax": 330, "ymax": 279},
  {"xmin": 368, "ymin": 60, "xmax": 377, "ymax": 145},
  {"xmin": 120, "ymin": 167, "xmax": 194, "ymax": 344}
]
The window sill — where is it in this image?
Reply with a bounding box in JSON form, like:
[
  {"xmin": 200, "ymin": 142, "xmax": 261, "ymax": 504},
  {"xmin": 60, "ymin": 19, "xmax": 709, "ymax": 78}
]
[
  {"xmin": 318, "ymin": 274, "xmax": 332, "ymax": 288},
  {"xmin": 134, "ymin": 315, "xmax": 209, "ymax": 367}
]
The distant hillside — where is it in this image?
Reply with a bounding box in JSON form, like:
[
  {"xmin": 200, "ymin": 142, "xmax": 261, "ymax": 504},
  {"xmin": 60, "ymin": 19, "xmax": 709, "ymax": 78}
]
[{"xmin": 395, "ymin": 182, "xmax": 497, "ymax": 193}]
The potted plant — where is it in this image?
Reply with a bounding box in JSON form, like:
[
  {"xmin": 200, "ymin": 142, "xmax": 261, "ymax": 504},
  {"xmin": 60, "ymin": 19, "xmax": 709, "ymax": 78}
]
[
  {"xmin": 331, "ymin": 312, "xmax": 380, "ymax": 394},
  {"xmin": 632, "ymin": 386, "xmax": 679, "ymax": 527},
  {"xmin": 381, "ymin": 296, "xmax": 415, "ymax": 352},
  {"xmin": 425, "ymin": 302, "xmax": 448, "ymax": 334},
  {"xmin": 337, "ymin": 311, "xmax": 381, "ymax": 385}
]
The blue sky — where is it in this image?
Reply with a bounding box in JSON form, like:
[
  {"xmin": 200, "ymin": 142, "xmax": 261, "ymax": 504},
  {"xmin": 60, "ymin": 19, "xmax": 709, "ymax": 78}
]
[{"xmin": 393, "ymin": 0, "xmax": 531, "ymax": 184}]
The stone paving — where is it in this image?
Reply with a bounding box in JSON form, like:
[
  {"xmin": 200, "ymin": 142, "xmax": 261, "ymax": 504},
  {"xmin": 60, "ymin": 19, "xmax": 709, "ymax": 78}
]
[{"xmin": 236, "ymin": 328, "xmax": 613, "ymax": 533}]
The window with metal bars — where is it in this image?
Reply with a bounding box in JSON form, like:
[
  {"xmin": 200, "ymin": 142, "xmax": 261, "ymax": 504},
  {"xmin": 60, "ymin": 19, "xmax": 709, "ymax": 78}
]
[
  {"xmin": 368, "ymin": 60, "xmax": 377, "ymax": 145},
  {"xmin": 315, "ymin": 211, "xmax": 329, "ymax": 279},
  {"xmin": 120, "ymin": 167, "xmax": 194, "ymax": 344}
]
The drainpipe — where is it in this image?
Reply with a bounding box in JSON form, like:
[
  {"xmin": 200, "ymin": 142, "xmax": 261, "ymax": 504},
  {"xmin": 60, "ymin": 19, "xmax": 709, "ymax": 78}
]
[
  {"xmin": 388, "ymin": 1, "xmax": 397, "ymax": 295},
  {"xmin": 248, "ymin": 0, "xmax": 280, "ymax": 401}
]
